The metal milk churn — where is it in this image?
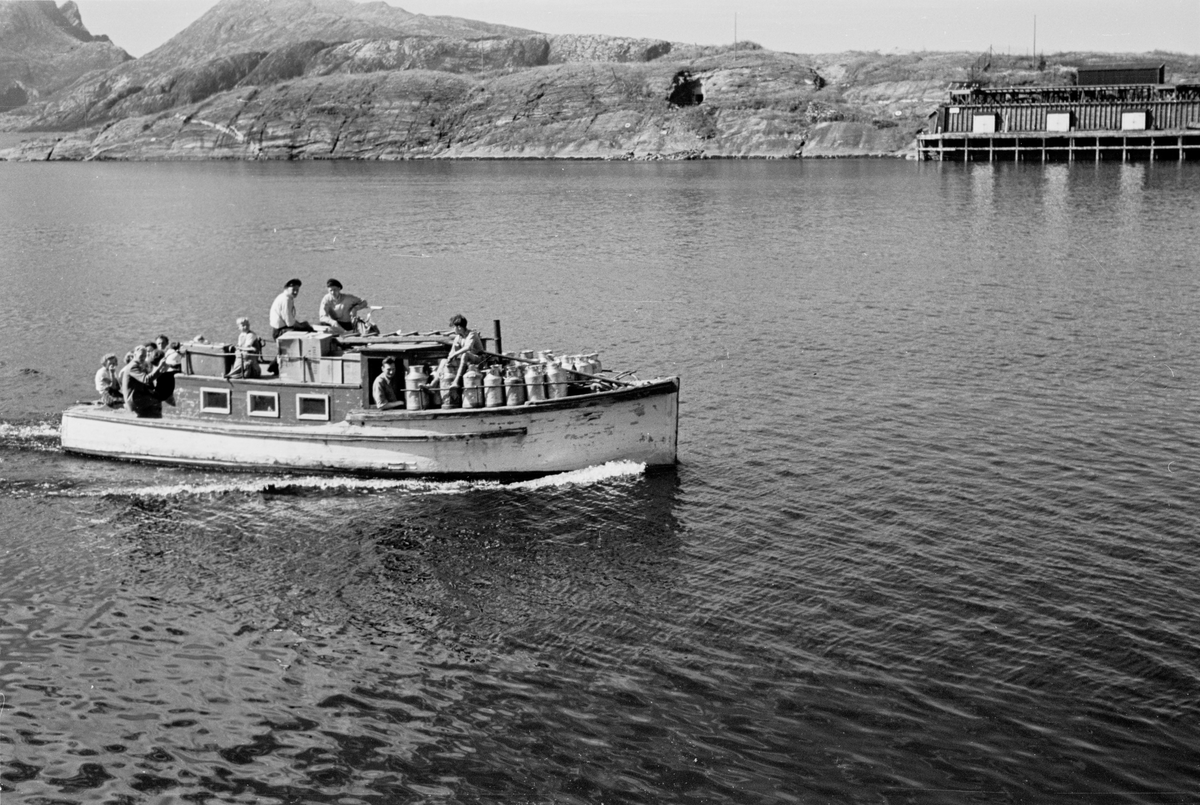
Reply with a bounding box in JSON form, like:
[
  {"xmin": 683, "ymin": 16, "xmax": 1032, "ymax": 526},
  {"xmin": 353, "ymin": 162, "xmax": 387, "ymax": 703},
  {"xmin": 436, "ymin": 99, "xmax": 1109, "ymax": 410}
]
[
  {"xmin": 438, "ymin": 363, "xmax": 460, "ymax": 409},
  {"xmin": 483, "ymin": 366, "xmax": 505, "ymax": 408},
  {"xmin": 546, "ymin": 361, "xmax": 570, "ymax": 399},
  {"xmin": 504, "ymin": 365, "xmax": 526, "ymax": 406},
  {"xmin": 524, "ymin": 363, "xmax": 547, "ymax": 402},
  {"xmin": 462, "ymin": 366, "xmax": 483, "ymax": 409},
  {"xmin": 404, "ymin": 364, "xmax": 426, "ymax": 410}
]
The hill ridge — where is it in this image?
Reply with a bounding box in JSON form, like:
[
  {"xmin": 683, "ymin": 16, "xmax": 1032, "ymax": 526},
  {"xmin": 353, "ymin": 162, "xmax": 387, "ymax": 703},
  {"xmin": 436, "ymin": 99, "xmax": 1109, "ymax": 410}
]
[{"xmin": 1, "ymin": 0, "xmax": 1197, "ymax": 160}]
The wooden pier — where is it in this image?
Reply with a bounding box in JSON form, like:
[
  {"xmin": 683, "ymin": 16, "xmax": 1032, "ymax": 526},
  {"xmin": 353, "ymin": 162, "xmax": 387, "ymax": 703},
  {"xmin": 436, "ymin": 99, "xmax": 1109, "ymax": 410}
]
[
  {"xmin": 919, "ymin": 130, "xmax": 1200, "ymax": 162},
  {"xmin": 918, "ymin": 77, "xmax": 1200, "ymax": 162}
]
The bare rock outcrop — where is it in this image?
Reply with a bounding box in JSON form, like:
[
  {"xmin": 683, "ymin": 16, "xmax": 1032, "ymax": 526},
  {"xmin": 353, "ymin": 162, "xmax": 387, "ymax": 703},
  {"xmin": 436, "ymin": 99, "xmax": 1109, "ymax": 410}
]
[
  {"xmin": 547, "ymin": 34, "xmax": 671, "ymax": 64},
  {"xmin": 309, "ymin": 35, "xmax": 551, "ymax": 75},
  {"xmin": 800, "ymin": 121, "xmax": 917, "ymax": 157}
]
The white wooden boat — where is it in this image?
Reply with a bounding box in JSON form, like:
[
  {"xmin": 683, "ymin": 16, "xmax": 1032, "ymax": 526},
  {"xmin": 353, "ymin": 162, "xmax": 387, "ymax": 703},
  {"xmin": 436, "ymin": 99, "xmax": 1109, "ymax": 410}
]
[{"xmin": 60, "ymin": 330, "xmax": 679, "ymax": 478}]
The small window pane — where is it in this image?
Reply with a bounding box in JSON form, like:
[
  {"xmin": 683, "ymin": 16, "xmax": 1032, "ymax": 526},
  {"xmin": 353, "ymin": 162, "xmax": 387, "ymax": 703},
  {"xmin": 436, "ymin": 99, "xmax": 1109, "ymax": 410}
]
[
  {"xmin": 297, "ymin": 394, "xmax": 329, "ymax": 420},
  {"xmin": 248, "ymin": 392, "xmax": 279, "ymax": 418},
  {"xmin": 201, "ymin": 389, "xmax": 231, "ymax": 414}
]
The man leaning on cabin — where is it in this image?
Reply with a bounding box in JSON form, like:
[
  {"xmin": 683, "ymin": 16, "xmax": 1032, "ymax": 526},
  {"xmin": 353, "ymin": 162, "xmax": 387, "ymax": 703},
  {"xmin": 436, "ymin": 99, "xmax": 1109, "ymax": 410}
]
[{"xmin": 269, "ymin": 278, "xmax": 315, "ymax": 340}]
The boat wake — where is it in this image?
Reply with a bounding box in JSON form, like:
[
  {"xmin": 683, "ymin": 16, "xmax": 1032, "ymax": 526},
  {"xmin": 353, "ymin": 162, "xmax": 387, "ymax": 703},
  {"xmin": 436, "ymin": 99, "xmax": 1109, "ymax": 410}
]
[
  {"xmin": 53, "ymin": 460, "xmax": 648, "ymax": 499},
  {"xmin": 502, "ymin": 460, "xmax": 647, "ymax": 490},
  {"xmin": 0, "ymin": 420, "xmax": 61, "ymax": 451}
]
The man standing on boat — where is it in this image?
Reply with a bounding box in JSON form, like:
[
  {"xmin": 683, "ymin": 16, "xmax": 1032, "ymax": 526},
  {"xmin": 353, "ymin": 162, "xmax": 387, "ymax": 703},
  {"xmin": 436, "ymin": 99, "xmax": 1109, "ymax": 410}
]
[
  {"xmin": 269, "ymin": 278, "xmax": 314, "ymax": 340},
  {"xmin": 318, "ymin": 278, "xmax": 369, "ymax": 335},
  {"xmin": 122, "ymin": 345, "xmax": 165, "ymax": 418}
]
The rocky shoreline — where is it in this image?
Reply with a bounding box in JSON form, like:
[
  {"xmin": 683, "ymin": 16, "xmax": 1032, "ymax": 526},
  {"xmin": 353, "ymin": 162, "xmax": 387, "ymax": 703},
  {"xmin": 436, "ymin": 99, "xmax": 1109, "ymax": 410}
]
[
  {"xmin": 2, "ymin": 0, "xmax": 1196, "ymax": 163},
  {"xmin": 0, "ymin": 51, "xmax": 919, "ymax": 162}
]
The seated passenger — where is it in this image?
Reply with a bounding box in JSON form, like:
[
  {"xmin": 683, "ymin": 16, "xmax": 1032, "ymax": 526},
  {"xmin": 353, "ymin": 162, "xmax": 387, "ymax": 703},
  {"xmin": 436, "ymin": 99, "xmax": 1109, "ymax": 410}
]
[
  {"xmin": 153, "ymin": 334, "xmax": 170, "ymax": 365},
  {"xmin": 95, "ymin": 353, "xmax": 124, "ymax": 407},
  {"xmin": 226, "ymin": 317, "xmax": 263, "ymax": 379},
  {"xmin": 146, "ymin": 338, "xmax": 178, "ymax": 405},
  {"xmin": 372, "ymin": 357, "xmax": 404, "ymax": 410},
  {"xmin": 318, "ymin": 278, "xmax": 369, "ymax": 335},
  {"xmin": 144, "ymin": 340, "xmax": 163, "ymax": 367},
  {"xmin": 446, "ymin": 314, "xmax": 485, "ymax": 383},
  {"xmin": 269, "ymin": 278, "xmax": 314, "ymax": 340},
  {"xmin": 163, "ymin": 341, "xmax": 183, "ymax": 370}
]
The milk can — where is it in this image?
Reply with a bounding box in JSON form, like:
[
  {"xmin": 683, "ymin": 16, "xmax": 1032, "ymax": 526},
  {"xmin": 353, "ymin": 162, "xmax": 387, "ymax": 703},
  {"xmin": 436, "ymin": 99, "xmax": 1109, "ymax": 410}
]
[
  {"xmin": 483, "ymin": 366, "xmax": 505, "ymax": 408},
  {"xmin": 504, "ymin": 365, "xmax": 527, "ymax": 406},
  {"xmin": 462, "ymin": 366, "xmax": 483, "ymax": 409},
  {"xmin": 546, "ymin": 361, "xmax": 570, "ymax": 399},
  {"xmin": 524, "ymin": 363, "xmax": 547, "ymax": 402},
  {"xmin": 404, "ymin": 365, "xmax": 426, "ymax": 410},
  {"xmin": 438, "ymin": 363, "xmax": 460, "ymax": 409}
]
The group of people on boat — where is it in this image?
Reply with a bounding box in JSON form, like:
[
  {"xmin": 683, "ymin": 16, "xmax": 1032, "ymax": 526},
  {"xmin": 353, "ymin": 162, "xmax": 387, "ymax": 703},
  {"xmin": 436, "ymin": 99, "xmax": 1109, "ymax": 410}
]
[
  {"xmin": 94, "ymin": 277, "xmax": 487, "ymax": 416},
  {"xmin": 94, "ymin": 335, "xmax": 182, "ymax": 417}
]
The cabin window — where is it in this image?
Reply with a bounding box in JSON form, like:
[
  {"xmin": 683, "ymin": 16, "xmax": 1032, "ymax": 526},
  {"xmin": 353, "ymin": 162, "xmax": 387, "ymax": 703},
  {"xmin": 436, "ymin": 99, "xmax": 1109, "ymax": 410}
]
[
  {"xmin": 247, "ymin": 391, "xmax": 279, "ymax": 418},
  {"xmin": 296, "ymin": 393, "xmax": 330, "ymax": 421},
  {"xmin": 200, "ymin": 388, "xmax": 231, "ymax": 414}
]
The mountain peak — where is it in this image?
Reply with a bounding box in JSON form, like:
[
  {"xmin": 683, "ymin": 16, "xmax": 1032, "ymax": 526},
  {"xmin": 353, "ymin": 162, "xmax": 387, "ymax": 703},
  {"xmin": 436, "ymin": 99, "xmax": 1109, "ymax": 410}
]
[
  {"xmin": 0, "ymin": 0, "xmax": 106, "ymax": 48},
  {"xmin": 0, "ymin": 1, "xmax": 129, "ymax": 112},
  {"xmin": 143, "ymin": 0, "xmax": 539, "ymax": 68}
]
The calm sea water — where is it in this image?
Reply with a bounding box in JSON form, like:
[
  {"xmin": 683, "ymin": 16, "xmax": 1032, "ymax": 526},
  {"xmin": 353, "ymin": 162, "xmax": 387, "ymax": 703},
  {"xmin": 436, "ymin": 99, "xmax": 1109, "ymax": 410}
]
[{"xmin": 2, "ymin": 158, "xmax": 1200, "ymax": 803}]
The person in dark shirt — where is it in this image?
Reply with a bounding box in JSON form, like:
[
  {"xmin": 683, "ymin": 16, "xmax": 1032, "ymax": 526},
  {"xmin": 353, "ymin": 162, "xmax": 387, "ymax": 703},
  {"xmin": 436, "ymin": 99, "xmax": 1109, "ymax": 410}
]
[{"xmin": 372, "ymin": 357, "xmax": 403, "ymax": 410}]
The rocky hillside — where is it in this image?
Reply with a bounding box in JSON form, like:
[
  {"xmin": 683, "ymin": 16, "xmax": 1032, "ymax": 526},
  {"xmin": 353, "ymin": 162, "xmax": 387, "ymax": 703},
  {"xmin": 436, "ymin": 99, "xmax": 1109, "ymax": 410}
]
[
  {"xmin": 1, "ymin": 0, "xmax": 1197, "ymax": 161},
  {"xmin": 0, "ymin": 0, "xmax": 130, "ymax": 112},
  {"xmin": 139, "ymin": 0, "xmax": 536, "ymax": 70}
]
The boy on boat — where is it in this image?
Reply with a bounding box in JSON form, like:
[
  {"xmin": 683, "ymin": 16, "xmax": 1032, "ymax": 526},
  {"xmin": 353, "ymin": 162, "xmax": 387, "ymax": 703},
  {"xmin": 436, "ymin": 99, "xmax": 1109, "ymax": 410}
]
[
  {"xmin": 226, "ymin": 317, "xmax": 263, "ymax": 379},
  {"xmin": 446, "ymin": 314, "xmax": 485, "ymax": 384}
]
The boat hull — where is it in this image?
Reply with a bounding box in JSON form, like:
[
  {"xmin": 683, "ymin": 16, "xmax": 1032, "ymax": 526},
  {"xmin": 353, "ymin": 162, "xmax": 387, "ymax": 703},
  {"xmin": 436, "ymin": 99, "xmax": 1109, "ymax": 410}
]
[{"xmin": 60, "ymin": 378, "xmax": 679, "ymax": 477}]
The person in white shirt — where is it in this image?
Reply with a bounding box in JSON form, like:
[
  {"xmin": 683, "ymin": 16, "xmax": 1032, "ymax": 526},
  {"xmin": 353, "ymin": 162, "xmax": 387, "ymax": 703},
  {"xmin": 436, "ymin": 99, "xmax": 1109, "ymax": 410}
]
[
  {"xmin": 94, "ymin": 353, "xmax": 123, "ymax": 407},
  {"xmin": 268, "ymin": 278, "xmax": 314, "ymax": 340}
]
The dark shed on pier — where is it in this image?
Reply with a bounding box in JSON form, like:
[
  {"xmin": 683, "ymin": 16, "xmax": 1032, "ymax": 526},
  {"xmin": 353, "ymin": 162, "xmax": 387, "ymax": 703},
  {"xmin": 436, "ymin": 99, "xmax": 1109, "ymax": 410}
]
[{"xmin": 1077, "ymin": 64, "xmax": 1165, "ymax": 86}]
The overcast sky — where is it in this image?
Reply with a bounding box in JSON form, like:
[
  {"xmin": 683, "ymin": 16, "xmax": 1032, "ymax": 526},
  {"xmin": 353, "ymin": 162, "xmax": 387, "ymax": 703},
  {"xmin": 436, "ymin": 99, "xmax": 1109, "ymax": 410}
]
[{"xmin": 76, "ymin": 0, "xmax": 1199, "ymax": 59}]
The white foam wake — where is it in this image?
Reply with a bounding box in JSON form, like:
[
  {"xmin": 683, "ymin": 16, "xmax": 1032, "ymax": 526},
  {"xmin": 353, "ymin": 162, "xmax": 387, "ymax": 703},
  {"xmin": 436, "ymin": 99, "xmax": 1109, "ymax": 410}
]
[
  {"xmin": 505, "ymin": 460, "xmax": 646, "ymax": 490},
  {"xmin": 67, "ymin": 461, "xmax": 646, "ymax": 498},
  {"xmin": 0, "ymin": 421, "xmax": 60, "ymax": 440}
]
